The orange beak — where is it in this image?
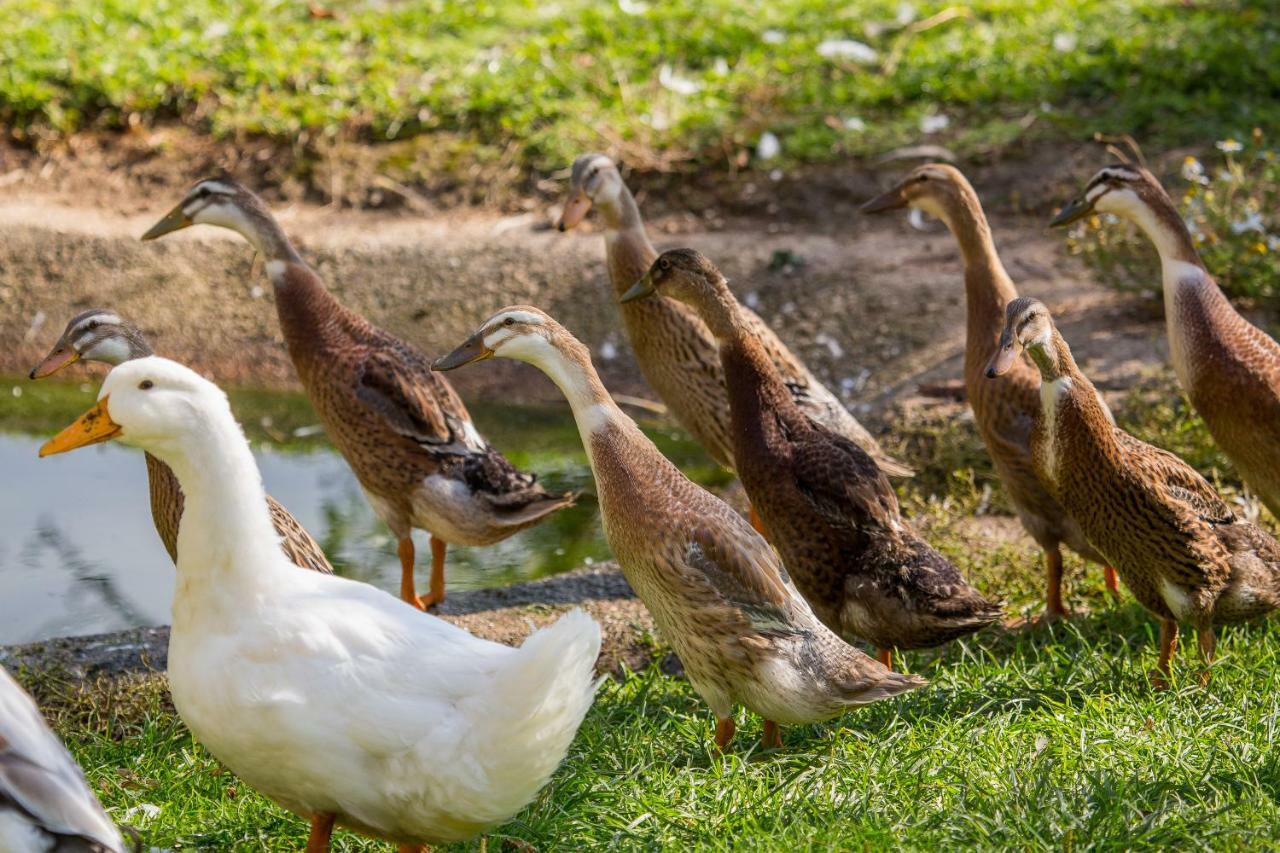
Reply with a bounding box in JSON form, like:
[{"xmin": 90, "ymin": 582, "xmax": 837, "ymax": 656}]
[
  {"xmin": 557, "ymin": 189, "xmax": 593, "ymax": 232},
  {"xmin": 29, "ymin": 346, "xmax": 80, "ymax": 379},
  {"xmin": 39, "ymin": 396, "xmax": 122, "ymax": 457}
]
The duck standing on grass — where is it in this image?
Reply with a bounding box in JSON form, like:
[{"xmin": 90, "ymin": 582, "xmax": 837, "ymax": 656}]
[
  {"xmin": 39, "ymin": 356, "xmax": 601, "ymax": 851},
  {"xmin": 0, "ymin": 666, "xmax": 125, "ymax": 853},
  {"xmin": 557, "ymin": 153, "xmax": 910, "ymax": 482},
  {"xmin": 622, "ymin": 249, "xmax": 1001, "ymax": 670},
  {"xmin": 141, "ymin": 178, "xmax": 574, "ymax": 610},
  {"xmin": 862, "ymin": 164, "xmax": 1120, "ymax": 621},
  {"xmin": 987, "ymin": 298, "xmax": 1280, "ymax": 687},
  {"xmin": 434, "ymin": 306, "xmax": 924, "ymax": 750},
  {"xmin": 30, "ymin": 308, "xmax": 334, "ymax": 574},
  {"xmin": 1053, "ymin": 164, "xmax": 1280, "ymax": 520}
]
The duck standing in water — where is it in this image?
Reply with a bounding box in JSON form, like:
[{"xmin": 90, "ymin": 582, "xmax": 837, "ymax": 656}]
[
  {"xmin": 435, "ymin": 306, "xmax": 924, "ymax": 749},
  {"xmin": 141, "ymin": 178, "xmax": 574, "ymax": 609},
  {"xmin": 30, "ymin": 308, "xmax": 333, "ymax": 573},
  {"xmin": 622, "ymin": 249, "xmax": 1000, "ymax": 670},
  {"xmin": 40, "ymin": 357, "xmax": 601, "ymax": 850},
  {"xmin": 988, "ymin": 297, "xmax": 1280, "ymax": 686}
]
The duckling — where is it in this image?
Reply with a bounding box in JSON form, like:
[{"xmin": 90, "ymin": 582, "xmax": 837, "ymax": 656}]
[
  {"xmin": 1053, "ymin": 164, "xmax": 1280, "ymax": 521},
  {"xmin": 40, "ymin": 357, "xmax": 601, "ymax": 850},
  {"xmin": 30, "ymin": 308, "xmax": 334, "ymax": 574},
  {"xmin": 434, "ymin": 307, "xmax": 924, "ymax": 749},
  {"xmin": 862, "ymin": 164, "xmax": 1120, "ymax": 620},
  {"xmin": 558, "ymin": 153, "xmax": 909, "ymax": 478},
  {"xmin": 0, "ymin": 666, "xmax": 125, "ymax": 852},
  {"xmin": 987, "ymin": 297, "xmax": 1280, "ymax": 685},
  {"xmin": 621, "ymin": 249, "xmax": 1000, "ymax": 669},
  {"xmin": 141, "ymin": 178, "xmax": 574, "ymax": 610}
]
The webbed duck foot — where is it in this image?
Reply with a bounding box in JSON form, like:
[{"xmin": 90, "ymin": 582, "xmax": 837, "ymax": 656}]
[
  {"xmin": 761, "ymin": 720, "xmax": 783, "ymax": 750},
  {"xmin": 1103, "ymin": 566, "xmax": 1122, "ymax": 599},
  {"xmin": 1147, "ymin": 669, "xmax": 1172, "ymax": 692},
  {"xmin": 714, "ymin": 716, "xmax": 736, "ymax": 751}
]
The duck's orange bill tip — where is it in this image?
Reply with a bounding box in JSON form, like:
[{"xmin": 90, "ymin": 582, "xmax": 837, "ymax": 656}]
[
  {"xmin": 557, "ymin": 189, "xmax": 592, "ymax": 231},
  {"xmin": 29, "ymin": 348, "xmax": 79, "ymax": 380},
  {"xmin": 432, "ymin": 339, "xmax": 494, "ymax": 372},
  {"xmin": 140, "ymin": 204, "xmax": 192, "ymax": 241},
  {"xmin": 39, "ymin": 396, "xmax": 121, "ymax": 458}
]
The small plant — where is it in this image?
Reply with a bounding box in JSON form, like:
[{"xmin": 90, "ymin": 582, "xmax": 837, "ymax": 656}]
[{"xmin": 1067, "ymin": 130, "xmax": 1280, "ymax": 302}]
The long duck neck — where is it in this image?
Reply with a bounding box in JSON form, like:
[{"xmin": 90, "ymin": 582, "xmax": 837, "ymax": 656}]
[
  {"xmin": 1027, "ymin": 331, "xmax": 1115, "ymax": 446},
  {"xmin": 931, "ymin": 185, "xmax": 1018, "ymax": 363},
  {"xmin": 596, "ymin": 186, "xmax": 657, "ymax": 293},
  {"xmin": 519, "ymin": 337, "xmax": 633, "ymax": 460}
]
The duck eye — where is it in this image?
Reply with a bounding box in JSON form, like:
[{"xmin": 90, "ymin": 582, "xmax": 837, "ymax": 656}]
[
  {"xmin": 139, "ymin": 380, "xmax": 154, "ymax": 390},
  {"xmin": 503, "ymin": 317, "xmax": 515, "ymax": 327},
  {"xmin": 87, "ymin": 320, "xmax": 100, "ymax": 331}
]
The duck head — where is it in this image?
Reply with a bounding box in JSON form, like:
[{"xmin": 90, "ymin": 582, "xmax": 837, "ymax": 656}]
[
  {"xmin": 1050, "ymin": 164, "xmax": 1164, "ymax": 228},
  {"xmin": 557, "ymin": 154, "xmax": 624, "ymax": 231},
  {"xmin": 433, "ymin": 306, "xmax": 571, "ymax": 372},
  {"xmin": 860, "ymin": 163, "xmax": 968, "ymax": 222},
  {"xmin": 29, "ymin": 309, "xmax": 152, "ymax": 379},
  {"xmin": 985, "ymin": 297, "xmax": 1054, "ymax": 379}
]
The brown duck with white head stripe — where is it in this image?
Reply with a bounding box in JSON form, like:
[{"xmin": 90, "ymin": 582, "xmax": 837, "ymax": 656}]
[
  {"xmin": 622, "ymin": 249, "xmax": 1000, "ymax": 669},
  {"xmin": 558, "ymin": 153, "xmax": 910, "ymax": 478},
  {"xmin": 1053, "ymin": 164, "xmax": 1280, "ymax": 521},
  {"xmin": 862, "ymin": 164, "xmax": 1120, "ymax": 620},
  {"xmin": 141, "ymin": 178, "xmax": 573, "ymax": 609},
  {"xmin": 30, "ymin": 308, "xmax": 333, "ymax": 574},
  {"xmin": 988, "ymin": 297, "xmax": 1280, "ymax": 686},
  {"xmin": 434, "ymin": 306, "xmax": 924, "ymax": 749}
]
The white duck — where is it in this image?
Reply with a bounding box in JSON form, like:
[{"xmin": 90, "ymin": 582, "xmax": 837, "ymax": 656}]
[
  {"xmin": 0, "ymin": 666, "xmax": 124, "ymax": 852},
  {"xmin": 39, "ymin": 357, "xmax": 601, "ymax": 851}
]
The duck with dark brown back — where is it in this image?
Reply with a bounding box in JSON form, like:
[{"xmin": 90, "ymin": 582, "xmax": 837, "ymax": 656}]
[
  {"xmin": 622, "ymin": 249, "xmax": 1002, "ymax": 669},
  {"xmin": 862, "ymin": 163, "xmax": 1120, "ymax": 622},
  {"xmin": 988, "ymin": 296, "xmax": 1280, "ymax": 687}
]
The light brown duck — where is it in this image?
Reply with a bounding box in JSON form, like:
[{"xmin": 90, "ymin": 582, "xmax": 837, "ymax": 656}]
[
  {"xmin": 862, "ymin": 164, "xmax": 1119, "ymax": 619},
  {"xmin": 988, "ymin": 297, "xmax": 1280, "ymax": 685},
  {"xmin": 622, "ymin": 249, "xmax": 1001, "ymax": 669},
  {"xmin": 141, "ymin": 179, "xmax": 573, "ymax": 609},
  {"xmin": 434, "ymin": 306, "xmax": 924, "ymax": 749},
  {"xmin": 1053, "ymin": 164, "xmax": 1280, "ymax": 520},
  {"xmin": 29, "ymin": 308, "xmax": 333, "ymax": 574},
  {"xmin": 558, "ymin": 153, "xmax": 909, "ymax": 477}
]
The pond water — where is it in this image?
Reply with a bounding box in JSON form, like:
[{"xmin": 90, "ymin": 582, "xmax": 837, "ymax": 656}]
[{"xmin": 0, "ymin": 378, "xmax": 727, "ymax": 645}]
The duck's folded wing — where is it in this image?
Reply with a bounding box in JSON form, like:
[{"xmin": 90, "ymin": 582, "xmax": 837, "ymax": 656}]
[
  {"xmin": 1116, "ymin": 431, "xmax": 1233, "ymax": 523},
  {"xmin": 790, "ymin": 429, "xmax": 901, "ymax": 533},
  {"xmin": 0, "ymin": 670, "xmax": 122, "ymax": 852},
  {"xmin": 354, "ymin": 345, "xmax": 479, "ymax": 452}
]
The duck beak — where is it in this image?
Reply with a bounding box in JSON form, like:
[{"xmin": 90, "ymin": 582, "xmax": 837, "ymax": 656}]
[
  {"xmin": 40, "ymin": 396, "xmax": 122, "ymax": 457},
  {"xmin": 433, "ymin": 334, "xmax": 494, "ymax": 372},
  {"xmin": 619, "ymin": 272, "xmax": 656, "ymax": 304},
  {"xmin": 1049, "ymin": 196, "xmax": 1093, "ymax": 228},
  {"xmin": 141, "ymin": 202, "xmax": 193, "ymax": 241},
  {"xmin": 29, "ymin": 346, "xmax": 80, "ymax": 380},
  {"xmin": 860, "ymin": 184, "xmax": 910, "ymax": 215},
  {"xmin": 984, "ymin": 338, "xmax": 1020, "ymax": 379},
  {"xmin": 557, "ymin": 189, "xmax": 592, "ymax": 232}
]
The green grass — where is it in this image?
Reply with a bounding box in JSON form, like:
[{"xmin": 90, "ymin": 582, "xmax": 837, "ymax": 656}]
[
  {"xmin": 2, "ymin": 1, "xmax": 1276, "ymax": 183},
  {"xmin": 15, "ymin": 367, "xmax": 1280, "ymax": 849}
]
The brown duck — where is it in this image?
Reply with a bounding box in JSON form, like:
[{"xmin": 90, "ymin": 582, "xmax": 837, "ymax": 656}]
[
  {"xmin": 29, "ymin": 308, "xmax": 333, "ymax": 574},
  {"xmin": 141, "ymin": 178, "xmax": 573, "ymax": 609},
  {"xmin": 558, "ymin": 153, "xmax": 909, "ymax": 478},
  {"xmin": 862, "ymin": 163, "xmax": 1120, "ymax": 619},
  {"xmin": 1053, "ymin": 164, "xmax": 1280, "ymax": 520},
  {"xmin": 622, "ymin": 249, "xmax": 1001, "ymax": 669},
  {"xmin": 434, "ymin": 306, "xmax": 924, "ymax": 749},
  {"xmin": 988, "ymin": 297, "xmax": 1280, "ymax": 685}
]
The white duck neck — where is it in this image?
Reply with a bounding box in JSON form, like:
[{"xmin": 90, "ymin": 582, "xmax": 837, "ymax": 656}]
[{"xmin": 520, "ymin": 338, "xmax": 631, "ymax": 462}]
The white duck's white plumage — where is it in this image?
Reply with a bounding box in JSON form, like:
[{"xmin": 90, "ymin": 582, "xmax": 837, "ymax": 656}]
[
  {"xmin": 79, "ymin": 357, "xmax": 601, "ymax": 846},
  {"xmin": 0, "ymin": 667, "xmax": 124, "ymax": 853}
]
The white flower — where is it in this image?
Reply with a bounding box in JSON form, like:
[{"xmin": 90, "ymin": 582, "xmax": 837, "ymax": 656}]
[
  {"xmin": 1230, "ymin": 211, "xmax": 1265, "ymax": 234},
  {"xmin": 713, "ymin": 57, "xmax": 729, "ymax": 75},
  {"xmin": 618, "ymin": 0, "xmax": 648, "ymax": 14},
  {"xmin": 1216, "ymin": 138, "xmax": 1244, "ymax": 153},
  {"xmin": 1181, "ymin": 156, "xmax": 1209, "ymax": 185},
  {"xmin": 658, "ymin": 64, "xmax": 701, "ymax": 96},
  {"xmin": 762, "ymin": 29, "xmax": 785, "ymax": 45},
  {"xmin": 920, "ymin": 112, "xmax": 949, "ymax": 134},
  {"xmin": 816, "ymin": 39, "xmax": 879, "ymax": 64},
  {"xmin": 202, "ymin": 21, "xmax": 230, "ymax": 40},
  {"xmin": 843, "ymin": 116, "xmax": 867, "ymax": 131},
  {"xmin": 756, "ymin": 132, "xmax": 781, "ymax": 160},
  {"xmin": 896, "ymin": 2, "xmax": 917, "ymax": 25},
  {"xmin": 1215, "ymin": 169, "xmax": 1235, "ymax": 184},
  {"xmin": 1052, "ymin": 32, "xmax": 1077, "ymax": 52},
  {"xmin": 1268, "ymin": 235, "xmax": 1280, "ymax": 252}
]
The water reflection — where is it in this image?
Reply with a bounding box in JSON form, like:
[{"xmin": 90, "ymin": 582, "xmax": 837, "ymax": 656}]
[{"xmin": 0, "ymin": 395, "xmax": 725, "ymax": 645}]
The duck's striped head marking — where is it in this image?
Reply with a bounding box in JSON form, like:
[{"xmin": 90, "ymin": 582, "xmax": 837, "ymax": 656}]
[
  {"xmin": 29, "ymin": 309, "xmax": 152, "ymax": 378},
  {"xmin": 987, "ymin": 297, "xmax": 1054, "ymax": 379},
  {"xmin": 558, "ymin": 153, "xmax": 622, "ymax": 231},
  {"xmin": 1051, "ymin": 164, "xmax": 1163, "ymax": 227}
]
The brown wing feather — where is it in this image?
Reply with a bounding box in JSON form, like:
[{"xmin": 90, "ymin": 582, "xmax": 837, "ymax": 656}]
[{"xmin": 353, "ymin": 340, "xmax": 473, "ymax": 449}]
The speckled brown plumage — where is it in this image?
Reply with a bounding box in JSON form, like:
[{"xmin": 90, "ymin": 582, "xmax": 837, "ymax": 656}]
[
  {"xmin": 560, "ymin": 153, "xmax": 909, "ymax": 476},
  {"xmin": 990, "ymin": 297, "xmax": 1280, "ymax": 681},
  {"xmin": 634, "ymin": 249, "xmax": 1000, "ymax": 655},
  {"xmin": 1059, "ymin": 165, "xmax": 1280, "ymax": 520},
  {"xmin": 862, "ymin": 164, "xmax": 1116, "ymax": 618},
  {"xmin": 142, "ymin": 179, "xmax": 573, "ymax": 608},
  {"xmin": 32, "ymin": 309, "xmax": 332, "ymax": 574},
  {"xmin": 434, "ymin": 306, "xmax": 924, "ymax": 748}
]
